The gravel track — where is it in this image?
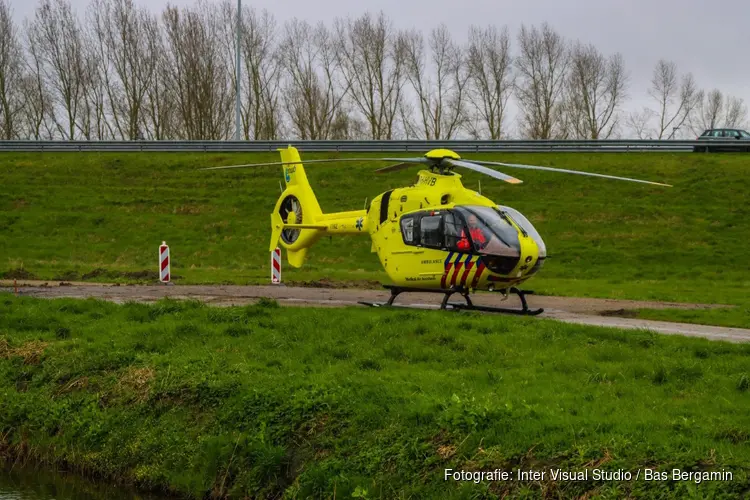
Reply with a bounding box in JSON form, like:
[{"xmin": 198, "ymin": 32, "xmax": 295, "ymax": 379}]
[{"xmin": 2, "ymin": 281, "xmax": 747, "ymax": 343}]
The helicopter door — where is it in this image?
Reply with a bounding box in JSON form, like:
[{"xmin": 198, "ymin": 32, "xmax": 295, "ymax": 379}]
[
  {"xmin": 419, "ymin": 214, "xmax": 443, "ymax": 248},
  {"xmin": 442, "ymin": 211, "xmax": 466, "ymax": 251},
  {"xmin": 394, "ymin": 211, "xmax": 445, "ymax": 285},
  {"xmin": 399, "ymin": 210, "xmax": 467, "ymax": 250}
]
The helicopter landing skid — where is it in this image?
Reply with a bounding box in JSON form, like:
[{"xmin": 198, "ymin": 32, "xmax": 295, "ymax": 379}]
[
  {"xmin": 357, "ymin": 286, "xmax": 544, "ymax": 316},
  {"xmin": 448, "ymin": 287, "xmax": 544, "ymax": 316}
]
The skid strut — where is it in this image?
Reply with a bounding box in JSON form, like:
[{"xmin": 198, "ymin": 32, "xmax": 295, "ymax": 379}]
[
  {"xmin": 358, "ymin": 286, "xmax": 543, "ymax": 316},
  {"xmin": 447, "ymin": 287, "xmax": 543, "ymax": 316}
]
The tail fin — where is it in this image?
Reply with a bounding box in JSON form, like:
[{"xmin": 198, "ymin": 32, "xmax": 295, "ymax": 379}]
[
  {"xmin": 270, "ymin": 145, "xmax": 369, "ymax": 268},
  {"xmin": 270, "ymin": 146, "xmax": 326, "ymax": 267},
  {"xmin": 279, "ymin": 147, "xmax": 321, "ymax": 201}
]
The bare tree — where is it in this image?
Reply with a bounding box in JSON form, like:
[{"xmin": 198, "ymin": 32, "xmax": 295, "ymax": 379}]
[
  {"xmin": 241, "ymin": 8, "xmax": 282, "ymax": 139},
  {"xmin": 334, "ymin": 11, "xmax": 407, "ymax": 139},
  {"xmin": 26, "ymin": 0, "xmax": 89, "ymax": 139},
  {"xmin": 689, "ymin": 89, "xmax": 749, "ymax": 134},
  {"xmin": 18, "ymin": 74, "xmax": 51, "ymax": 139},
  {"xmin": 465, "ymin": 24, "xmax": 514, "ymax": 140},
  {"xmin": 329, "ymin": 104, "xmax": 367, "ymax": 139},
  {"xmin": 220, "ymin": 2, "xmax": 282, "ymax": 140},
  {"xmin": 20, "ymin": 17, "xmax": 55, "ymax": 139},
  {"xmin": 142, "ymin": 54, "xmax": 174, "ymax": 139},
  {"xmin": 396, "ymin": 98, "xmax": 419, "ymax": 139},
  {"xmin": 0, "ymin": 0, "xmax": 26, "ymax": 139},
  {"xmin": 88, "ymin": 0, "xmax": 159, "ymax": 139},
  {"xmin": 162, "ymin": 0, "xmax": 233, "ymax": 139},
  {"xmin": 280, "ymin": 19, "xmax": 348, "ymax": 139},
  {"xmin": 514, "ymin": 23, "xmax": 569, "ymax": 139},
  {"xmin": 399, "ymin": 29, "xmax": 425, "ymax": 139},
  {"xmin": 401, "ymin": 24, "xmax": 468, "ymax": 140},
  {"xmin": 690, "ymin": 88, "xmax": 723, "ymax": 134},
  {"xmin": 724, "ymin": 95, "xmax": 748, "ymax": 128},
  {"xmin": 74, "ymin": 31, "xmax": 105, "ymax": 139},
  {"xmin": 138, "ymin": 18, "xmax": 174, "ymax": 140},
  {"xmin": 625, "ymin": 108, "xmax": 657, "ymax": 139},
  {"xmin": 562, "ymin": 42, "xmax": 627, "ymax": 139},
  {"xmin": 647, "ymin": 59, "xmax": 700, "ymax": 139}
]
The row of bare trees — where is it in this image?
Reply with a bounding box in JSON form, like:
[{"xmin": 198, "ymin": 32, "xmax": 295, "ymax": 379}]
[
  {"xmin": 1, "ymin": 0, "xmax": 747, "ymax": 140},
  {"xmin": 626, "ymin": 60, "xmax": 749, "ymax": 139}
]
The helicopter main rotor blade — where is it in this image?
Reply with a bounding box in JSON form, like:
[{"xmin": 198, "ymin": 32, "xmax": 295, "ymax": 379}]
[
  {"xmin": 200, "ymin": 158, "xmax": 392, "ymax": 171},
  {"xmin": 373, "ymin": 162, "xmax": 420, "ymax": 173},
  {"xmin": 443, "ymin": 159, "xmax": 523, "ymax": 184},
  {"xmin": 373, "ymin": 158, "xmax": 434, "ymax": 173},
  {"xmin": 378, "ymin": 157, "xmax": 434, "ymax": 163},
  {"xmin": 472, "ymin": 160, "xmax": 672, "ymax": 187}
]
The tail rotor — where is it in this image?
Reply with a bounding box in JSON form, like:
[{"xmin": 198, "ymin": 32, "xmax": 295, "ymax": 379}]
[{"xmin": 279, "ymin": 194, "xmax": 304, "ymax": 244}]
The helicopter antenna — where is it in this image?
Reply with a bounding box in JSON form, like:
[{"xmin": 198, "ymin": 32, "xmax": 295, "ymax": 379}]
[
  {"xmin": 364, "ymin": 197, "xmax": 368, "ymax": 210},
  {"xmin": 279, "ymin": 180, "xmax": 283, "ymax": 193},
  {"xmin": 478, "ymin": 179, "xmax": 482, "ymax": 195}
]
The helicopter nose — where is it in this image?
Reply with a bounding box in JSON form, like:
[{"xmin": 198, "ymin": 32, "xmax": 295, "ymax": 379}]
[{"xmin": 521, "ymin": 255, "xmax": 534, "ymax": 274}]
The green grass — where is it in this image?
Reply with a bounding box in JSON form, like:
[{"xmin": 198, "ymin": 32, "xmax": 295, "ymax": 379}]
[
  {"xmin": 1, "ymin": 295, "xmax": 749, "ymax": 498},
  {"xmin": 635, "ymin": 306, "xmax": 750, "ymax": 330},
  {"xmin": 2, "ymin": 151, "xmax": 750, "ymax": 327}
]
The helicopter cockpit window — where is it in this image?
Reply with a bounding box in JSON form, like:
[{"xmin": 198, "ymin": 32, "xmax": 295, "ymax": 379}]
[
  {"xmin": 449, "ymin": 206, "xmax": 521, "ymax": 274},
  {"xmin": 420, "ymin": 215, "xmax": 443, "ymax": 248},
  {"xmin": 498, "ymin": 205, "xmax": 546, "ymax": 258},
  {"xmin": 454, "ymin": 206, "xmax": 520, "ymax": 258},
  {"xmin": 400, "ymin": 216, "xmax": 416, "ymax": 244},
  {"xmin": 443, "ymin": 212, "xmax": 465, "ymax": 250}
]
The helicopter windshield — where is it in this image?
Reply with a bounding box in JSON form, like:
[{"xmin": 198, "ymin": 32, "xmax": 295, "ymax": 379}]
[
  {"xmin": 453, "ymin": 206, "xmax": 521, "ymax": 258},
  {"xmin": 498, "ymin": 205, "xmax": 546, "ymax": 258},
  {"xmin": 397, "ymin": 205, "xmax": 544, "ymax": 276}
]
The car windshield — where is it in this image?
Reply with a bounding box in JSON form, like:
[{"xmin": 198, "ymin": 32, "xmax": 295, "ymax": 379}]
[
  {"xmin": 453, "ymin": 206, "xmax": 520, "ymax": 257},
  {"xmin": 741, "ymin": 130, "xmax": 750, "ymax": 138}
]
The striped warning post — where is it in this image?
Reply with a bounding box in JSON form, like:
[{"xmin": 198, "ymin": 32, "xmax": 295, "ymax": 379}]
[
  {"xmin": 271, "ymin": 247, "xmax": 281, "ymax": 284},
  {"xmin": 159, "ymin": 241, "xmax": 170, "ymax": 283}
]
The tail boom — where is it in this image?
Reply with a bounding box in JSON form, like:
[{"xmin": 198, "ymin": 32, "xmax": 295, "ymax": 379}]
[
  {"xmin": 269, "ymin": 146, "xmax": 369, "ymax": 267},
  {"xmin": 316, "ymin": 211, "xmax": 368, "ymax": 234}
]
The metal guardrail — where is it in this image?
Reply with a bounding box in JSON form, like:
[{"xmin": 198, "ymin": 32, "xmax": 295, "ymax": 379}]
[{"xmin": 1, "ymin": 139, "xmax": 749, "ymax": 153}]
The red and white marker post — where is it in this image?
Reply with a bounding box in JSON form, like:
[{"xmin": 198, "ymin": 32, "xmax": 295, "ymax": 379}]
[
  {"xmin": 159, "ymin": 241, "xmax": 170, "ymax": 284},
  {"xmin": 271, "ymin": 247, "xmax": 281, "ymax": 284}
]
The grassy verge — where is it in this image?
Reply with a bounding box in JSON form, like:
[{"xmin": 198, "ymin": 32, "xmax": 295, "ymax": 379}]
[
  {"xmin": 2, "ymin": 151, "xmax": 749, "ymax": 325},
  {"xmin": 1, "ymin": 294, "xmax": 749, "ymax": 498},
  {"xmin": 634, "ymin": 306, "xmax": 750, "ymax": 330}
]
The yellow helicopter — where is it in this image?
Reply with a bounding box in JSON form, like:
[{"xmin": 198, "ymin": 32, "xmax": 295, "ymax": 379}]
[{"xmin": 204, "ymin": 146, "xmax": 671, "ymax": 315}]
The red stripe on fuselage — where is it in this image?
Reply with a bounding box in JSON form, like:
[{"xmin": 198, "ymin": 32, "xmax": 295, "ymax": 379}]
[
  {"xmin": 460, "ymin": 258, "xmax": 475, "ymax": 286},
  {"xmin": 450, "ymin": 258, "xmax": 465, "ymax": 286},
  {"xmin": 440, "ymin": 263, "xmax": 453, "ymax": 288},
  {"xmin": 441, "ymin": 254, "xmax": 456, "ymax": 288},
  {"xmin": 471, "ymin": 261, "xmax": 486, "ymax": 288}
]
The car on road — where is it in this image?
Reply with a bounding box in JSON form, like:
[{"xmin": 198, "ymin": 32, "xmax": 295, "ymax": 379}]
[{"xmin": 694, "ymin": 128, "xmax": 750, "ymax": 152}]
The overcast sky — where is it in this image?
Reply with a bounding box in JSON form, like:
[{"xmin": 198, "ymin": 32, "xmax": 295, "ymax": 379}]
[{"xmin": 8, "ymin": 0, "xmax": 750, "ymax": 136}]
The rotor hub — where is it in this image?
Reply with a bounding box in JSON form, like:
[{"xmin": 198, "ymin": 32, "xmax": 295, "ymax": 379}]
[{"xmin": 424, "ymin": 148, "xmax": 460, "ymax": 161}]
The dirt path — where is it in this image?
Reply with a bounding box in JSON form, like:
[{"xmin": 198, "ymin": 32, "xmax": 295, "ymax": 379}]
[{"xmin": 2, "ymin": 280, "xmax": 747, "ymax": 343}]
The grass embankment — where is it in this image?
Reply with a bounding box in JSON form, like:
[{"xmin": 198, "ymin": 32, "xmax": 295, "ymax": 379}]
[
  {"xmin": 1, "ymin": 295, "xmax": 750, "ymax": 498},
  {"xmin": 1, "ymin": 151, "xmax": 749, "ymax": 326}
]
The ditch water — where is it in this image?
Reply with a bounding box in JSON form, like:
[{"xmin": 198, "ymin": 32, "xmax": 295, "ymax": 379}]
[{"xmin": 0, "ymin": 462, "xmax": 171, "ymax": 500}]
